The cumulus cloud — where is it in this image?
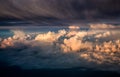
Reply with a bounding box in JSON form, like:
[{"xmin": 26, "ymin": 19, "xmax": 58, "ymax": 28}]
[
  {"xmin": 35, "ymin": 29, "xmax": 66, "ymax": 43},
  {"xmin": 61, "ymin": 31, "xmax": 92, "ymax": 52},
  {"xmin": 0, "ymin": 37, "xmax": 14, "ymax": 48},
  {"xmin": 90, "ymin": 24, "xmax": 115, "ymax": 29},
  {"xmin": 95, "ymin": 31, "xmax": 111, "ymax": 38},
  {"xmin": 11, "ymin": 30, "xmax": 28, "ymax": 40},
  {"xmin": 61, "ymin": 37, "xmax": 82, "ymax": 52},
  {"xmin": 0, "ymin": 24, "xmax": 120, "ymax": 71},
  {"xmin": 68, "ymin": 25, "xmax": 80, "ymax": 30}
]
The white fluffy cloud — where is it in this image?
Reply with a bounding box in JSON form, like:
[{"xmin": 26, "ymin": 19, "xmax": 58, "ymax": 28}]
[
  {"xmin": 11, "ymin": 30, "xmax": 27, "ymax": 40},
  {"xmin": 95, "ymin": 31, "xmax": 111, "ymax": 38},
  {"xmin": 35, "ymin": 29, "xmax": 66, "ymax": 43}
]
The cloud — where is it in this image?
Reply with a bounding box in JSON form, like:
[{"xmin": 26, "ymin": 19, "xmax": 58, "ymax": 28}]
[
  {"xmin": 35, "ymin": 29, "xmax": 66, "ymax": 43},
  {"xmin": 11, "ymin": 30, "xmax": 28, "ymax": 40},
  {"xmin": 68, "ymin": 25, "xmax": 80, "ymax": 30},
  {"xmin": 90, "ymin": 24, "xmax": 116, "ymax": 29},
  {"xmin": 0, "ymin": 37, "xmax": 14, "ymax": 48},
  {"xmin": 0, "ymin": 0, "xmax": 120, "ymax": 20},
  {"xmin": 61, "ymin": 30, "xmax": 92, "ymax": 52},
  {"xmin": 95, "ymin": 31, "xmax": 111, "ymax": 38},
  {"xmin": 0, "ymin": 38, "xmax": 2, "ymax": 41},
  {"xmin": 0, "ymin": 24, "xmax": 120, "ymax": 71}
]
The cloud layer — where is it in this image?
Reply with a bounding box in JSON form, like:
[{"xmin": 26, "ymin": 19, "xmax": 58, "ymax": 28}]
[
  {"xmin": 0, "ymin": 0, "xmax": 120, "ymax": 20},
  {"xmin": 0, "ymin": 24, "xmax": 120, "ymax": 71}
]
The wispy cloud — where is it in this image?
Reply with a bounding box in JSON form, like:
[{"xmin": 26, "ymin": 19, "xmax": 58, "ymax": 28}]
[{"xmin": 0, "ymin": 0, "xmax": 120, "ymax": 20}]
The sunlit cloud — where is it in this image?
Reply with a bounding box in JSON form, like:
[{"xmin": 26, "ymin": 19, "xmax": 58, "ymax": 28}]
[
  {"xmin": 0, "ymin": 24, "xmax": 120, "ymax": 71},
  {"xmin": 90, "ymin": 24, "xmax": 116, "ymax": 29}
]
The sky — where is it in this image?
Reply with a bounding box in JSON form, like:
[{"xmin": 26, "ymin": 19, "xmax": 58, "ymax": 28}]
[{"xmin": 0, "ymin": 0, "xmax": 120, "ymax": 20}]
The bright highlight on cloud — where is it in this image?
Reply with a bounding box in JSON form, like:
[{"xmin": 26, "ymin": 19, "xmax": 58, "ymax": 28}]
[
  {"xmin": 0, "ymin": 24, "xmax": 120, "ymax": 71},
  {"xmin": 90, "ymin": 24, "xmax": 116, "ymax": 29},
  {"xmin": 35, "ymin": 30, "xmax": 66, "ymax": 43}
]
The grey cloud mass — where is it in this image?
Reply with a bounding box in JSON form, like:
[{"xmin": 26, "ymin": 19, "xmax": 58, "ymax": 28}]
[{"xmin": 0, "ymin": 0, "xmax": 120, "ymax": 20}]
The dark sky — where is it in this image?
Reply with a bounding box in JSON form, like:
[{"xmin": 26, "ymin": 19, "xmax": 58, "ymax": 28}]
[{"xmin": 0, "ymin": 0, "xmax": 120, "ymax": 20}]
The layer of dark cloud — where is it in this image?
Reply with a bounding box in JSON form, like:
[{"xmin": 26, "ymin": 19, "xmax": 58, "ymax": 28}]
[{"xmin": 0, "ymin": 0, "xmax": 120, "ymax": 20}]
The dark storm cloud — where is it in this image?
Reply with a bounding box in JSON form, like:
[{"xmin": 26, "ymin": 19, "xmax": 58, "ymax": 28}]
[{"xmin": 0, "ymin": 0, "xmax": 120, "ymax": 20}]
